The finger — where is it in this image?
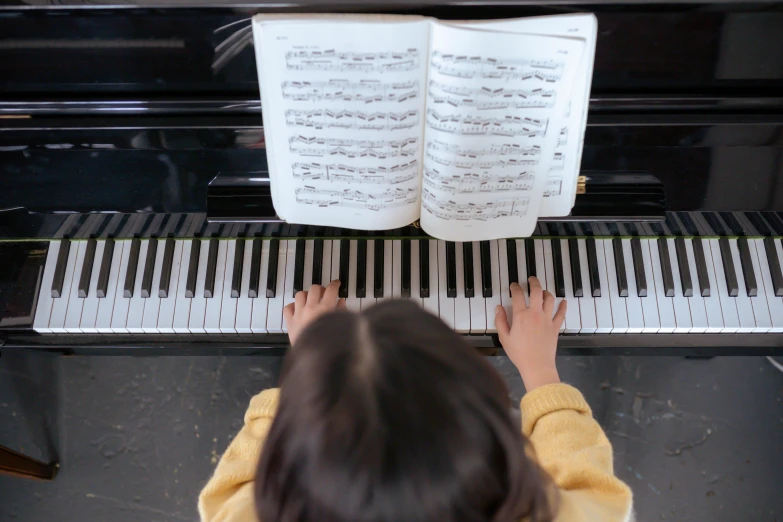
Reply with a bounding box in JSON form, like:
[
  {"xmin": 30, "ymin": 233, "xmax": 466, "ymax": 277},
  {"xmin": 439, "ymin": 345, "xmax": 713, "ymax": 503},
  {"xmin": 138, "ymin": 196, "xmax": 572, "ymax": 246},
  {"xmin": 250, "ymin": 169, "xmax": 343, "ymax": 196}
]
[
  {"xmin": 283, "ymin": 302, "xmax": 295, "ymax": 328},
  {"xmin": 509, "ymin": 282, "xmax": 527, "ymax": 311},
  {"xmin": 494, "ymin": 306, "xmax": 510, "ymax": 347},
  {"xmin": 306, "ymin": 284, "xmax": 324, "ymax": 305},
  {"xmin": 322, "ymin": 280, "xmax": 341, "ymax": 305},
  {"xmin": 528, "ymin": 276, "xmax": 544, "ymax": 309},
  {"xmin": 553, "ymin": 299, "xmax": 567, "ymax": 331},
  {"xmin": 337, "ymin": 298, "xmax": 347, "ymax": 310},
  {"xmin": 295, "ymin": 290, "xmax": 307, "ymax": 310},
  {"xmin": 543, "ymin": 290, "xmax": 555, "ymax": 317}
]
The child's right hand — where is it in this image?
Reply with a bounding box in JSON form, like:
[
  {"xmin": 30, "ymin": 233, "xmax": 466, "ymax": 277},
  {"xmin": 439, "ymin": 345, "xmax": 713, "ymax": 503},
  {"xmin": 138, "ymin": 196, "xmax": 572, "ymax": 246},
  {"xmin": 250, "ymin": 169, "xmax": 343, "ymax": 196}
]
[{"xmin": 494, "ymin": 277, "xmax": 566, "ymax": 391}]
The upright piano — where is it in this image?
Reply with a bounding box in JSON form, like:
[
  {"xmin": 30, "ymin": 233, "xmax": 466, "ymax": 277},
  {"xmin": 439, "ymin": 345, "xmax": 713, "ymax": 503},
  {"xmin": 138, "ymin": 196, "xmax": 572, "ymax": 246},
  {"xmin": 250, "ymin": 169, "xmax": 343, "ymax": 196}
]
[{"xmin": 2, "ymin": 0, "xmax": 783, "ymax": 356}]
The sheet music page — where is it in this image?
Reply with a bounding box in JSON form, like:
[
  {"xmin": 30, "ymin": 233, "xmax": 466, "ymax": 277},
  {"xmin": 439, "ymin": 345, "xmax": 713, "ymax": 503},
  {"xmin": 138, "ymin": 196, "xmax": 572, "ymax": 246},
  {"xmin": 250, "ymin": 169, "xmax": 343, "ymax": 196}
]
[
  {"xmin": 419, "ymin": 23, "xmax": 585, "ymax": 241},
  {"xmin": 252, "ymin": 17, "xmax": 430, "ymax": 229},
  {"xmin": 453, "ymin": 14, "xmax": 598, "ymax": 217}
]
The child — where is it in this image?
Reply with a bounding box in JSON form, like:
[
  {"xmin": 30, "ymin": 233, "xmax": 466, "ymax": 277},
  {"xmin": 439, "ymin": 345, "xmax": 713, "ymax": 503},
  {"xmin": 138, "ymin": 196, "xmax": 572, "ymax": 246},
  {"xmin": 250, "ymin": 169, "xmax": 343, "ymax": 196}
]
[{"xmin": 199, "ymin": 277, "xmax": 633, "ymax": 522}]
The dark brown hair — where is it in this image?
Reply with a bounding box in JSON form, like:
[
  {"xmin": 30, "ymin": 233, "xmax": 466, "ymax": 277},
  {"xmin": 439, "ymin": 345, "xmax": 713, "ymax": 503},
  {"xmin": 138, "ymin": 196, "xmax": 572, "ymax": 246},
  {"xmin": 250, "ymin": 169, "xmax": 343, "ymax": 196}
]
[{"xmin": 255, "ymin": 300, "xmax": 554, "ymax": 522}]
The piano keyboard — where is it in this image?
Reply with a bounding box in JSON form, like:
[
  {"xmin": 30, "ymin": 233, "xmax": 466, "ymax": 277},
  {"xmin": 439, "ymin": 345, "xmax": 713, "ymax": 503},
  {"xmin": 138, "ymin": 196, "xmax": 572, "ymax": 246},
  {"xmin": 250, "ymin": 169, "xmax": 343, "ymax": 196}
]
[{"xmin": 32, "ymin": 233, "xmax": 783, "ymax": 335}]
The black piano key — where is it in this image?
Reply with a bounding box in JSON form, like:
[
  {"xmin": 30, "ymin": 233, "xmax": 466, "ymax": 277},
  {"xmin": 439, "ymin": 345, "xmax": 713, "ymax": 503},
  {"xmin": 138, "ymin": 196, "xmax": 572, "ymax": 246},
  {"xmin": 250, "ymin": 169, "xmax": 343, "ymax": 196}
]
[
  {"xmin": 551, "ymin": 239, "xmax": 566, "ymax": 298},
  {"xmin": 746, "ymin": 212, "xmax": 771, "ymax": 236},
  {"xmin": 312, "ymin": 238, "xmax": 324, "ymax": 286},
  {"xmin": 506, "ymin": 240, "xmax": 518, "ymax": 294},
  {"xmin": 158, "ymin": 238, "xmax": 175, "ymax": 298},
  {"xmin": 185, "ymin": 239, "xmax": 201, "ymax": 298},
  {"xmin": 419, "ymin": 239, "xmax": 429, "ymax": 298},
  {"xmin": 718, "ymin": 237, "xmax": 739, "ymax": 297},
  {"xmin": 691, "ymin": 239, "xmax": 710, "ymax": 297},
  {"xmin": 374, "ymin": 239, "xmax": 385, "ymax": 298},
  {"xmin": 764, "ymin": 237, "xmax": 783, "ymax": 296},
  {"xmin": 480, "ymin": 241, "xmax": 493, "ymax": 298},
  {"xmin": 524, "ymin": 239, "xmax": 536, "ymax": 279},
  {"xmin": 51, "ymin": 239, "xmax": 72, "ymax": 298},
  {"xmin": 586, "ymin": 238, "xmax": 600, "ymax": 297},
  {"xmin": 737, "ymin": 238, "xmax": 757, "ymax": 297},
  {"xmin": 630, "ymin": 238, "xmax": 647, "ymax": 297},
  {"xmin": 657, "ymin": 238, "xmax": 676, "ymax": 297},
  {"xmin": 248, "ymin": 239, "xmax": 261, "ymax": 298},
  {"xmin": 356, "ymin": 240, "xmax": 367, "ymax": 298},
  {"xmin": 677, "ymin": 212, "xmax": 700, "ymax": 236},
  {"xmin": 764, "ymin": 212, "xmax": 783, "ymax": 236},
  {"xmin": 339, "ymin": 239, "xmax": 350, "ymax": 298},
  {"xmin": 140, "ymin": 238, "xmax": 158, "ymax": 298},
  {"xmin": 77, "ymin": 238, "xmax": 97, "ymax": 298},
  {"xmin": 204, "ymin": 238, "xmax": 219, "ymax": 298},
  {"xmin": 446, "ymin": 242, "xmax": 457, "ymax": 298},
  {"xmin": 612, "ymin": 238, "xmax": 628, "ymax": 297},
  {"xmin": 123, "ymin": 238, "xmax": 141, "ymax": 298},
  {"xmin": 265, "ymin": 239, "xmax": 280, "ymax": 298},
  {"xmin": 567, "ymin": 238, "xmax": 583, "ymax": 298},
  {"xmin": 95, "ymin": 239, "xmax": 114, "ymax": 298},
  {"xmin": 231, "ymin": 239, "xmax": 245, "ymax": 298},
  {"xmin": 292, "ymin": 238, "xmax": 306, "ymax": 296},
  {"xmin": 704, "ymin": 212, "xmax": 727, "ymax": 236},
  {"xmin": 720, "ymin": 212, "xmax": 744, "ymax": 236},
  {"xmin": 401, "ymin": 239, "xmax": 411, "ymax": 298},
  {"xmin": 674, "ymin": 238, "xmax": 693, "ymax": 297},
  {"xmin": 463, "ymin": 242, "xmax": 474, "ymax": 298}
]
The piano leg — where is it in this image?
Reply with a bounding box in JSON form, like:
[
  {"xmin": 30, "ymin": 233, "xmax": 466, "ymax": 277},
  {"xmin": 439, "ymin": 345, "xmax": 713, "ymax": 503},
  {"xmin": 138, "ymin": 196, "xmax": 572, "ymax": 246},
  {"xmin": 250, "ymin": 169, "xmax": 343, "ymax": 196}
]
[{"xmin": 0, "ymin": 445, "xmax": 58, "ymax": 480}]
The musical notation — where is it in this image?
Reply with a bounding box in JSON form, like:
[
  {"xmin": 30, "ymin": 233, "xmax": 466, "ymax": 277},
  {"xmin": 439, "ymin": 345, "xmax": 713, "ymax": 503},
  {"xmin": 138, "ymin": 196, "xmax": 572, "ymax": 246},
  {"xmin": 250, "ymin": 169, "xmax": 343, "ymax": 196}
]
[
  {"xmin": 544, "ymin": 179, "xmax": 563, "ymax": 197},
  {"xmin": 422, "ymin": 188, "xmax": 529, "ymax": 220},
  {"xmin": 430, "ymin": 51, "xmax": 563, "ymax": 82},
  {"xmin": 286, "ymin": 49, "xmax": 420, "ymax": 73},
  {"xmin": 289, "ymin": 136, "xmax": 419, "ymax": 159},
  {"xmin": 285, "ymin": 109, "xmax": 419, "ymax": 131},
  {"xmin": 424, "ymin": 167, "xmax": 534, "ymax": 194},
  {"xmin": 551, "ymin": 152, "xmax": 565, "ymax": 171},
  {"xmin": 425, "ymin": 140, "xmax": 541, "ymax": 169},
  {"xmin": 292, "ymin": 160, "xmax": 418, "ymax": 185},
  {"xmin": 557, "ymin": 127, "xmax": 568, "ymax": 147},
  {"xmin": 295, "ymin": 186, "xmax": 418, "ymax": 211},
  {"xmin": 428, "ymin": 80, "xmax": 556, "ymax": 110},
  {"xmin": 426, "ymin": 110, "xmax": 548, "ymax": 137},
  {"xmin": 282, "ymin": 80, "xmax": 419, "ymax": 104}
]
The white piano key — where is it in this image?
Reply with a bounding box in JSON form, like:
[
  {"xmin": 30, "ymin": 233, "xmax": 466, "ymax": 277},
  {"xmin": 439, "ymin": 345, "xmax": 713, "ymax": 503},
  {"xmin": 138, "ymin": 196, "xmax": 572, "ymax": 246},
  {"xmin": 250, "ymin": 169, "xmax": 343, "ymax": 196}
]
[
  {"xmin": 321, "ymin": 239, "xmax": 333, "ymax": 286},
  {"xmin": 470, "ymin": 242, "xmax": 487, "ymax": 334},
  {"xmin": 141, "ymin": 239, "xmax": 166, "ymax": 333},
  {"xmin": 63, "ymin": 241, "xmax": 87, "ymax": 332},
  {"xmin": 235, "ymin": 239, "xmax": 255, "ymax": 333},
  {"xmin": 707, "ymin": 238, "xmax": 740, "ymax": 333},
  {"xmin": 156, "ymin": 240, "xmax": 184, "ymax": 334},
  {"xmin": 267, "ymin": 241, "xmax": 288, "ymax": 333},
  {"xmin": 125, "ymin": 240, "xmax": 150, "ymax": 333},
  {"xmin": 541, "ymin": 240, "xmax": 558, "ymax": 315},
  {"xmin": 218, "ymin": 240, "xmax": 238, "ymax": 333},
  {"xmin": 601, "ymin": 239, "xmax": 628, "ymax": 333},
  {"xmin": 454, "ymin": 242, "xmax": 470, "ymax": 333},
  {"xmin": 690, "ymin": 239, "xmax": 724, "ymax": 333},
  {"xmin": 188, "ymin": 239, "xmax": 210, "ymax": 334},
  {"xmin": 560, "ymin": 240, "xmax": 582, "ymax": 334},
  {"xmin": 516, "ymin": 239, "xmax": 530, "ymax": 306},
  {"xmin": 302, "ymin": 239, "xmax": 314, "ymax": 290},
  {"xmin": 96, "ymin": 241, "xmax": 125, "ymax": 333},
  {"xmin": 79, "ymin": 240, "xmax": 106, "ymax": 333},
  {"xmin": 250, "ymin": 240, "xmax": 271, "ymax": 334},
  {"xmin": 382, "ymin": 239, "xmax": 393, "ymax": 301},
  {"xmin": 621, "ymin": 239, "xmax": 644, "ymax": 333},
  {"xmin": 746, "ymin": 239, "xmax": 772, "ymax": 333},
  {"xmin": 346, "ymin": 239, "xmax": 361, "ymax": 312},
  {"xmin": 281, "ymin": 240, "xmax": 298, "ymax": 331},
  {"xmin": 204, "ymin": 240, "xmax": 227, "ymax": 334},
  {"xmin": 534, "ymin": 240, "xmax": 546, "ymax": 300},
  {"xmin": 330, "ymin": 239, "xmax": 341, "ymax": 292},
  {"xmin": 575, "ymin": 240, "xmax": 598, "ymax": 333},
  {"xmin": 727, "ymin": 239, "xmax": 757, "ymax": 332},
  {"xmin": 665, "ymin": 238, "xmax": 693, "ymax": 333},
  {"xmin": 635, "ymin": 240, "xmax": 660, "ymax": 333},
  {"xmin": 410, "ymin": 239, "xmax": 422, "ymax": 307},
  {"xmin": 754, "ymin": 239, "xmax": 783, "ymax": 332},
  {"xmin": 109, "ymin": 240, "xmax": 133, "ymax": 333},
  {"xmin": 392, "ymin": 239, "xmax": 402, "ymax": 299},
  {"xmin": 647, "ymin": 239, "xmax": 677, "ymax": 333},
  {"xmin": 592, "ymin": 239, "xmax": 614, "ymax": 333},
  {"xmin": 421, "ymin": 240, "xmax": 439, "ymax": 317},
  {"xmin": 33, "ymin": 241, "xmax": 61, "ymax": 333},
  {"xmin": 681, "ymin": 239, "xmax": 710, "ymax": 333},
  {"xmin": 437, "ymin": 242, "xmax": 454, "ymax": 327},
  {"xmin": 361, "ymin": 239, "xmax": 377, "ymax": 311},
  {"xmin": 497, "ymin": 239, "xmax": 513, "ymax": 326},
  {"xmin": 172, "ymin": 240, "xmax": 196, "ymax": 333},
  {"xmin": 485, "ymin": 241, "xmax": 502, "ymax": 334}
]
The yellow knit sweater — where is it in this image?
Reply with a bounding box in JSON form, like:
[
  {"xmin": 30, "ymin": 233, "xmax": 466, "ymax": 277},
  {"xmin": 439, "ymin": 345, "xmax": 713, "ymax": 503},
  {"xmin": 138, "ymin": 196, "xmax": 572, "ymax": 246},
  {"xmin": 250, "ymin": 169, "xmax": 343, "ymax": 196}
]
[{"xmin": 198, "ymin": 383, "xmax": 633, "ymax": 522}]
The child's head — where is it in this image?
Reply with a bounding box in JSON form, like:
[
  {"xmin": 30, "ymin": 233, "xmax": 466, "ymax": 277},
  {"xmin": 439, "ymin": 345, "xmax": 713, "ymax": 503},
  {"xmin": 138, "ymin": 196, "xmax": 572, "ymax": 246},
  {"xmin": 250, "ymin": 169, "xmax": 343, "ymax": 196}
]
[{"xmin": 255, "ymin": 300, "xmax": 553, "ymax": 522}]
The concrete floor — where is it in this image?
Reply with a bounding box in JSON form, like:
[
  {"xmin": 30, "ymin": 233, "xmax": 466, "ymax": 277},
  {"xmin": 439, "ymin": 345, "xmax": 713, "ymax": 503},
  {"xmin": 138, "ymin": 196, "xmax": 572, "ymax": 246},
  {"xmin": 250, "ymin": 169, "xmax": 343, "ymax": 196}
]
[{"xmin": 0, "ymin": 353, "xmax": 781, "ymax": 521}]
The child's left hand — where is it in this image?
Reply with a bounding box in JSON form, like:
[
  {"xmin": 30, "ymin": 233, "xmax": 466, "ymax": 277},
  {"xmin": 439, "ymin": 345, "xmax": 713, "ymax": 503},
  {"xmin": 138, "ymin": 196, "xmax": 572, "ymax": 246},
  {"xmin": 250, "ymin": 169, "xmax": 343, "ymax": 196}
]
[{"xmin": 284, "ymin": 280, "xmax": 346, "ymax": 345}]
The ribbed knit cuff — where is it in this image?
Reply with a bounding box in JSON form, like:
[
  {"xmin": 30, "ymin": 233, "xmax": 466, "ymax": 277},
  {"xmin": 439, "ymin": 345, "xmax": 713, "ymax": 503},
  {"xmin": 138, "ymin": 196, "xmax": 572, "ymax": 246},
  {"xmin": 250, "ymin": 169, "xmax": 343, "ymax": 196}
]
[
  {"xmin": 245, "ymin": 387, "xmax": 280, "ymax": 423},
  {"xmin": 520, "ymin": 383, "xmax": 591, "ymax": 436}
]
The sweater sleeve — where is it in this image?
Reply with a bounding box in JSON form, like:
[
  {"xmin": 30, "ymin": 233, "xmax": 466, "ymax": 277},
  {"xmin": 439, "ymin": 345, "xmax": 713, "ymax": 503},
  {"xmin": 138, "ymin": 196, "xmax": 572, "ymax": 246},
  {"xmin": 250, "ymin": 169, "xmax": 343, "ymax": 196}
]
[
  {"xmin": 198, "ymin": 388, "xmax": 280, "ymax": 522},
  {"xmin": 521, "ymin": 383, "xmax": 634, "ymax": 522}
]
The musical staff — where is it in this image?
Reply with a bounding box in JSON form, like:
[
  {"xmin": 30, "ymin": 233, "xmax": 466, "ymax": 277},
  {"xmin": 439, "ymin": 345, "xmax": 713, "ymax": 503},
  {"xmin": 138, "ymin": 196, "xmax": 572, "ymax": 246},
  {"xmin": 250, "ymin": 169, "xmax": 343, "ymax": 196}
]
[
  {"xmin": 426, "ymin": 109, "xmax": 548, "ymax": 137},
  {"xmin": 295, "ymin": 186, "xmax": 418, "ymax": 211},
  {"xmin": 551, "ymin": 152, "xmax": 565, "ymax": 171},
  {"xmin": 282, "ymin": 80, "xmax": 419, "ymax": 104},
  {"xmin": 430, "ymin": 51, "xmax": 563, "ymax": 82},
  {"xmin": 424, "ymin": 167, "xmax": 534, "ymax": 194},
  {"xmin": 286, "ymin": 109, "xmax": 419, "ymax": 131},
  {"xmin": 286, "ymin": 49, "xmax": 420, "ymax": 73},
  {"xmin": 557, "ymin": 127, "xmax": 568, "ymax": 146},
  {"xmin": 289, "ymin": 136, "xmax": 419, "ymax": 159},
  {"xmin": 292, "ymin": 160, "xmax": 418, "ymax": 185},
  {"xmin": 422, "ymin": 188, "xmax": 529, "ymax": 221},
  {"xmin": 544, "ymin": 178, "xmax": 563, "ymax": 197},
  {"xmin": 428, "ymin": 80, "xmax": 556, "ymax": 110},
  {"xmin": 425, "ymin": 140, "xmax": 541, "ymax": 169}
]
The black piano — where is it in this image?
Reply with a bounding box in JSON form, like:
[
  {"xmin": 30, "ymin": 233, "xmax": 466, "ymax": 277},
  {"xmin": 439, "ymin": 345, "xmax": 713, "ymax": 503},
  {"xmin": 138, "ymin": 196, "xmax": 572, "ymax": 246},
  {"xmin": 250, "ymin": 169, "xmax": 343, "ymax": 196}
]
[{"xmin": 2, "ymin": 1, "xmax": 783, "ymax": 356}]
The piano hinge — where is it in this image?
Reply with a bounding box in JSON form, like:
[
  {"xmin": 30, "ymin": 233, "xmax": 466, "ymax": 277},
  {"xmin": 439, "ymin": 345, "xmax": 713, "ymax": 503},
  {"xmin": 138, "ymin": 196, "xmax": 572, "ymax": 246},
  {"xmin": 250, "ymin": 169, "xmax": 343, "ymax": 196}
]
[{"xmin": 576, "ymin": 175, "xmax": 587, "ymax": 194}]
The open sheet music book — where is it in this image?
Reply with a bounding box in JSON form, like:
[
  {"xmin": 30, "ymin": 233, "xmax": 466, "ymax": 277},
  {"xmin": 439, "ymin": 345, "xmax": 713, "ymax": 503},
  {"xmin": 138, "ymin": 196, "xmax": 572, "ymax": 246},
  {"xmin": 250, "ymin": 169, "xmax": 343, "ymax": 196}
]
[{"xmin": 252, "ymin": 13, "xmax": 597, "ymax": 241}]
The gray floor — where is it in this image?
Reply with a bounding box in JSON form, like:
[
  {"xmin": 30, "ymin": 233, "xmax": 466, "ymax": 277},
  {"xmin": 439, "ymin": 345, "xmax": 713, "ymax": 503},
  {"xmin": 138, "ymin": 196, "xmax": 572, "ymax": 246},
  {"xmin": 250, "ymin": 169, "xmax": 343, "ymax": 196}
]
[{"xmin": 0, "ymin": 353, "xmax": 781, "ymax": 521}]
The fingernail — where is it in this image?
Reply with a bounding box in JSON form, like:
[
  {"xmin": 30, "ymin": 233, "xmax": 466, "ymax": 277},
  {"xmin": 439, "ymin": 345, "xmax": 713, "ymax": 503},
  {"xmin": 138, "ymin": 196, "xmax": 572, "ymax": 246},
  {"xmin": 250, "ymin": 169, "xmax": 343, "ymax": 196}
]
[
  {"xmin": 510, "ymin": 282, "xmax": 520, "ymax": 288},
  {"xmin": 495, "ymin": 306, "xmax": 503, "ymax": 314}
]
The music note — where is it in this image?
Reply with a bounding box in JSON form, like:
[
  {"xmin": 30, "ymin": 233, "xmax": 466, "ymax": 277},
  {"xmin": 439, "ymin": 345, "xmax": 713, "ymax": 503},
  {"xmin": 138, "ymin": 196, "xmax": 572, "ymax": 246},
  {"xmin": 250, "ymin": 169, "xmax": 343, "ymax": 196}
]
[
  {"xmin": 286, "ymin": 49, "xmax": 420, "ymax": 73},
  {"xmin": 282, "ymin": 80, "xmax": 419, "ymax": 104},
  {"xmin": 426, "ymin": 109, "xmax": 548, "ymax": 137},
  {"xmin": 295, "ymin": 186, "xmax": 419, "ymax": 211},
  {"xmin": 286, "ymin": 109, "xmax": 420, "ymax": 131},
  {"xmin": 423, "ymin": 167, "xmax": 534, "ymax": 195},
  {"xmin": 430, "ymin": 51, "xmax": 564, "ymax": 82},
  {"xmin": 292, "ymin": 160, "xmax": 418, "ymax": 185},
  {"xmin": 422, "ymin": 188, "xmax": 530, "ymax": 221},
  {"xmin": 428, "ymin": 80, "xmax": 556, "ymax": 110},
  {"xmin": 425, "ymin": 140, "xmax": 541, "ymax": 169}
]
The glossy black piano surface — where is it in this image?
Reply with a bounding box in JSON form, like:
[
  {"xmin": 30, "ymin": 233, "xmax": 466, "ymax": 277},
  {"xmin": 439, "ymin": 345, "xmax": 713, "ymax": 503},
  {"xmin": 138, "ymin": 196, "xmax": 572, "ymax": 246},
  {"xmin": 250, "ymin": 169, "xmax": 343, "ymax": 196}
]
[{"xmin": 1, "ymin": 2, "xmax": 783, "ymax": 354}]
